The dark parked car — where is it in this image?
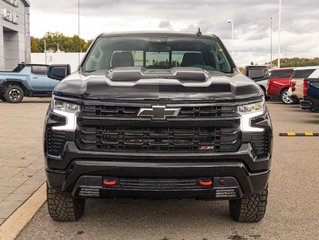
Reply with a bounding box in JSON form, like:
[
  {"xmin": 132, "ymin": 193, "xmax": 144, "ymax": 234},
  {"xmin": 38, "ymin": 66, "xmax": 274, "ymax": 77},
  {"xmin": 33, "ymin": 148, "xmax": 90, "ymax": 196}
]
[
  {"xmin": 300, "ymin": 69, "xmax": 319, "ymax": 111},
  {"xmin": 288, "ymin": 67, "xmax": 318, "ymax": 102},
  {"xmin": 44, "ymin": 32, "xmax": 272, "ymax": 223}
]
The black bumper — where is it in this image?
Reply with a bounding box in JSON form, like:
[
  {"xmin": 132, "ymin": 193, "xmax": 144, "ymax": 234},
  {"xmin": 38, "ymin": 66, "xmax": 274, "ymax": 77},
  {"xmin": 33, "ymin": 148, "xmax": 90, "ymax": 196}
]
[
  {"xmin": 46, "ymin": 142, "xmax": 270, "ymax": 200},
  {"xmin": 47, "ymin": 161, "xmax": 269, "ymax": 200},
  {"xmin": 300, "ymin": 96, "xmax": 319, "ymax": 112},
  {"xmin": 300, "ymin": 99, "xmax": 313, "ymax": 110}
]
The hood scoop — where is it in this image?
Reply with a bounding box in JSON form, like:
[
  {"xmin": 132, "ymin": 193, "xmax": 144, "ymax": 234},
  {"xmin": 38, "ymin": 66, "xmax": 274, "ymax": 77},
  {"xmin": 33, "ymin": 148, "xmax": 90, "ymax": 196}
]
[{"xmin": 108, "ymin": 67, "xmax": 208, "ymax": 82}]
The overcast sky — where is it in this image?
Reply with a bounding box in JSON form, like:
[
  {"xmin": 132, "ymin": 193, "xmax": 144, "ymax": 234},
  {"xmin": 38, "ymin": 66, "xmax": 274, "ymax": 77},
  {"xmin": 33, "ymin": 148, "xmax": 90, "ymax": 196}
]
[{"xmin": 29, "ymin": 0, "xmax": 319, "ymax": 66}]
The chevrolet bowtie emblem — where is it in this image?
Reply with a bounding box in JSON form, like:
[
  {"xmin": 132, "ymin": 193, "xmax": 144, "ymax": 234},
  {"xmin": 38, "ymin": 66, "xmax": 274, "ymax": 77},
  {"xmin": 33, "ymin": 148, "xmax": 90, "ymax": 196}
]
[{"xmin": 137, "ymin": 106, "xmax": 181, "ymax": 120}]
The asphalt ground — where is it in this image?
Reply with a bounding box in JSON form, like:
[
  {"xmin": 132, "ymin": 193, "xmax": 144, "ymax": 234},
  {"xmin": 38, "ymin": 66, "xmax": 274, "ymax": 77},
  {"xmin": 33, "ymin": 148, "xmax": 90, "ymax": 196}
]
[{"xmin": 16, "ymin": 101, "xmax": 319, "ymax": 240}]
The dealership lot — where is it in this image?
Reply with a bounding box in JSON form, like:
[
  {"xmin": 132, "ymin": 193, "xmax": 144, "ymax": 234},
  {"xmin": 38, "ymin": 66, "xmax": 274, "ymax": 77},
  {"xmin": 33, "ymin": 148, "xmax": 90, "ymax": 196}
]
[
  {"xmin": 0, "ymin": 101, "xmax": 313, "ymax": 239},
  {"xmin": 0, "ymin": 98, "xmax": 50, "ymax": 225}
]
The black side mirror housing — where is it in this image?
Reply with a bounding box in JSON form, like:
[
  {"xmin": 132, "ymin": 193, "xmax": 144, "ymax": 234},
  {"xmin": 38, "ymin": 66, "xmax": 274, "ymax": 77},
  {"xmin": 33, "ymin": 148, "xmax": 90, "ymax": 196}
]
[{"xmin": 48, "ymin": 65, "xmax": 71, "ymax": 80}]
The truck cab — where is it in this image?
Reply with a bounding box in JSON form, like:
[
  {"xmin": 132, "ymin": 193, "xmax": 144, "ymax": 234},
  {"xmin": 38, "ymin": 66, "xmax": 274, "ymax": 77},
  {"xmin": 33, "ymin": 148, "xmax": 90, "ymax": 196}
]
[{"xmin": 267, "ymin": 68, "xmax": 294, "ymax": 104}]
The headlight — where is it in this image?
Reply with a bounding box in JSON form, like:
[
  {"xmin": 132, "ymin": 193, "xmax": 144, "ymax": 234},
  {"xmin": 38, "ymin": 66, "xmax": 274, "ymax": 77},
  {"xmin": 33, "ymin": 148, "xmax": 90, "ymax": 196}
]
[
  {"xmin": 237, "ymin": 102, "xmax": 264, "ymax": 115},
  {"xmin": 51, "ymin": 98, "xmax": 79, "ymax": 131},
  {"xmin": 51, "ymin": 99, "xmax": 80, "ymax": 113},
  {"xmin": 238, "ymin": 101, "xmax": 265, "ymax": 132}
]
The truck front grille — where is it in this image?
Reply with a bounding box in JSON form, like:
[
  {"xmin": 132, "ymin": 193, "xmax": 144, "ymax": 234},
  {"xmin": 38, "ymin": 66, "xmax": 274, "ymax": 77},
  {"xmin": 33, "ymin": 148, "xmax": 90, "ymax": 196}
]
[
  {"xmin": 118, "ymin": 178, "xmax": 210, "ymax": 191},
  {"xmin": 82, "ymin": 105, "xmax": 237, "ymax": 118},
  {"xmin": 47, "ymin": 130, "xmax": 65, "ymax": 156},
  {"xmin": 76, "ymin": 126, "xmax": 240, "ymax": 153}
]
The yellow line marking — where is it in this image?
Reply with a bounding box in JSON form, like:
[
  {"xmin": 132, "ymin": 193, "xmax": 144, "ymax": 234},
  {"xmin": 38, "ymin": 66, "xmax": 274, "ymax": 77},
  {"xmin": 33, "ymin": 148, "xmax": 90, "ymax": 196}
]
[
  {"xmin": 0, "ymin": 183, "xmax": 46, "ymax": 240},
  {"xmin": 305, "ymin": 132, "xmax": 314, "ymax": 136},
  {"xmin": 287, "ymin": 132, "xmax": 296, "ymax": 136}
]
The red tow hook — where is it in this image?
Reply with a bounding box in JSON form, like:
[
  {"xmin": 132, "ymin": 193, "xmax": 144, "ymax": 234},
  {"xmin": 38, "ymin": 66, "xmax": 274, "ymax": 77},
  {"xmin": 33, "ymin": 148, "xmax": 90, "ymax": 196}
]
[
  {"xmin": 198, "ymin": 179, "xmax": 213, "ymax": 186},
  {"xmin": 103, "ymin": 178, "xmax": 118, "ymax": 186}
]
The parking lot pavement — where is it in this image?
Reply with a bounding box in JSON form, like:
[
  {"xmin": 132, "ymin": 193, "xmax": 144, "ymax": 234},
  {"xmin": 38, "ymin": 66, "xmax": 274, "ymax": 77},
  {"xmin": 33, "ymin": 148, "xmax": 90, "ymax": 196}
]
[
  {"xmin": 11, "ymin": 101, "xmax": 319, "ymax": 239},
  {"xmin": 0, "ymin": 98, "xmax": 50, "ymax": 225}
]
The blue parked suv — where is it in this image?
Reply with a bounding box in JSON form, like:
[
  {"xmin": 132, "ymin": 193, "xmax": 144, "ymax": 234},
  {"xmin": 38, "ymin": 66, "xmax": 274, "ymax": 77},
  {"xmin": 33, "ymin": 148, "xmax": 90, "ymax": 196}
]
[{"xmin": 0, "ymin": 64, "xmax": 70, "ymax": 103}]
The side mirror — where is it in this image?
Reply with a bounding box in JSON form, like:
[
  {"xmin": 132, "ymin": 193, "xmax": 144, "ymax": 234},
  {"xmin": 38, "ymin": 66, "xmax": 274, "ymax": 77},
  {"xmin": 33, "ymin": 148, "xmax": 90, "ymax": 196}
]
[{"xmin": 48, "ymin": 65, "xmax": 71, "ymax": 80}]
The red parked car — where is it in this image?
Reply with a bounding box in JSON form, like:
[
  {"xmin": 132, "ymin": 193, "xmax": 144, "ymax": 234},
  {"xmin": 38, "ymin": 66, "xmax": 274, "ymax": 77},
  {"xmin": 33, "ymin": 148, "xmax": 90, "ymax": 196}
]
[{"xmin": 267, "ymin": 68, "xmax": 295, "ymax": 104}]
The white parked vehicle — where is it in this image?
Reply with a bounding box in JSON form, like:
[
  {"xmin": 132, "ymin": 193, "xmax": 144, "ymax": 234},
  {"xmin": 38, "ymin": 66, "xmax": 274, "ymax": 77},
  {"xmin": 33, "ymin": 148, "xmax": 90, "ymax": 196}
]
[{"xmin": 287, "ymin": 66, "xmax": 319, "ymax": 101}]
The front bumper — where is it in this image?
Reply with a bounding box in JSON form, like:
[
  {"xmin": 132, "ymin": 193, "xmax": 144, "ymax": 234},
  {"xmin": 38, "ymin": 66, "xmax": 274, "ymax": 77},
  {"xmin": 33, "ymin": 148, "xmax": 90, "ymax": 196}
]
[
  {"xmin": 46, "ymin": 142, "xmax": 271, "ymax": 199},
  {"xmin": 300, "ymin": 99, "xmax": 313, "ymax": 110},
  {"xmin": 47, "ymin": 160, "xmax": 270, "ymax": 200}
]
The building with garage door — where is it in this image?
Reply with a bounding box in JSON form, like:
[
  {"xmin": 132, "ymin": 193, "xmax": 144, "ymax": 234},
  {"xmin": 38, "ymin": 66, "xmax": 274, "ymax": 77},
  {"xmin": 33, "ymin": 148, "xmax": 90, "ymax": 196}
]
[{"xmin": 0, "ymin": 0, "xmax": 30, "ymax": 71}]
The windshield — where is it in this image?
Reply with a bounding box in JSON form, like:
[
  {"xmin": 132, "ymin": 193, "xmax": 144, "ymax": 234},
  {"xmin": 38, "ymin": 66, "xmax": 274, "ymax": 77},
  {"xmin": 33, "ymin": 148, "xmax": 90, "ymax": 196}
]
[
  {"xmin": 270, "ymin": 69, "xmax": 293, "ymax": 79},
  {"xmin": 82, "ymin": 35, "xmax": 233, "ymax": 73},
  {"xmin": 292, "ymin": 69, "xmax": 316, "ymax": 79}
]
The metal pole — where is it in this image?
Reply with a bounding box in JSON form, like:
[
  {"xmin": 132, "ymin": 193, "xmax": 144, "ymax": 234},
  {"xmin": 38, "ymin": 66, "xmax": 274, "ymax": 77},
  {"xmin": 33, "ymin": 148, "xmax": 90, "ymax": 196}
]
[
  {"xmin": 270, "ymin": 17, "xmax": 273, "ymax": 66},
  {"xmin": 278, "ymin": 0, "xmax": 282, "ymax": 68},
  {"xmin": 231, "ymin": 21, "xmax": 234, "ymax": 56},
  {"xmin": 227, "ymin": 19, "xmax": 234, "ymax": 56},
  {"xmin": 44, "ymin": 39, "xmax": 47, "ymax": 64},
  {"xmin": 78, "ymin": 0, "xmax": 81, "ymax": 65}
]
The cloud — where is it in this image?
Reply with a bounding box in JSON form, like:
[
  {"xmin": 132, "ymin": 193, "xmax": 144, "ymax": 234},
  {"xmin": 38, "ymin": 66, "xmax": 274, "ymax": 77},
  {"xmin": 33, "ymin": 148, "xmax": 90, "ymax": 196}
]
[
  {"xmin": 29, "ymin": 0, "xmax": 319, "ymax": 66},
  {"xmin": 158, "ymin": 20, "xmax": 171, "ymax": 29}
]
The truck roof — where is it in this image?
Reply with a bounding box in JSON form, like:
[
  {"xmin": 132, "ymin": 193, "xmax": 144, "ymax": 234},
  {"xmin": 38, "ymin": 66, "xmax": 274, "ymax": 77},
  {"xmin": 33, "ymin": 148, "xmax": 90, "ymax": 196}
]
[
  {"xmin": 98, "ymin": 31, "xmax": 219, "ymax": 40},
  {"xmin": 270, "ymin": 68, "xmax": 294, "ymax": 72},
  {"xmin": 293, "ymin": 66, "xmax": 319, "ymax": 70},
  {"xmin": 19, "ymin": 63, "xmax": 49, "ymax": 67}
]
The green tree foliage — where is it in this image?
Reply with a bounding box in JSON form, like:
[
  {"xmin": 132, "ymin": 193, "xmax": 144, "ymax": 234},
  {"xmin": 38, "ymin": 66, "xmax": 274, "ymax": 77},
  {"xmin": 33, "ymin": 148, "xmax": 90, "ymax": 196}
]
[
  {"xmin": 272, "ymin": 58, "xmax": 319, "ymax": 68},
  {"xmin": 31, "ymin": 32, "xmax": 93, "ymax": 53},
  {"xmin": 30, "ymin": 36, "xmax": 41, "ymax": 52}
]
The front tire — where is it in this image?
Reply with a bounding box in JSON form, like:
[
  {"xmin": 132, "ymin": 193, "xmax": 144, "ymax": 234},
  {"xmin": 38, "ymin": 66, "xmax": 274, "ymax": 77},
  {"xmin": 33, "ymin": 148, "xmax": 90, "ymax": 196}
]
[
  {"xmin": 4, "ymin": 85, "xmax": 24, "ymax": 103},
  {"xmin": 280, "ymin": 89, "xmax": 294, "ymax": 104},
  {"xmin": 47, "ymin": 184, "xmax": 85, "ymax": 222},
  {"xmin": 229, "ymin": 187, "xmax": 268, "ymax": 223}
]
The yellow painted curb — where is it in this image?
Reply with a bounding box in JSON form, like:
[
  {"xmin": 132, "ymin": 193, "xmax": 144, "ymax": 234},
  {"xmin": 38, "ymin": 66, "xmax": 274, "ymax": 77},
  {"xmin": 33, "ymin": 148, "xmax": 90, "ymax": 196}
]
[
  {"xmin": 279, "ymin": 132, "xmax": 319, "ymax": 137},
  {"xmin": 287, "ymin": 132, "xmax": 296, "ymax": 136},
  {"xmin": 305, "ymin": 132, "xmax": 314, "ymax": 136},
  {"xmin": 0, "ymin": 183, "xmax": 46, "ymax": 240}
]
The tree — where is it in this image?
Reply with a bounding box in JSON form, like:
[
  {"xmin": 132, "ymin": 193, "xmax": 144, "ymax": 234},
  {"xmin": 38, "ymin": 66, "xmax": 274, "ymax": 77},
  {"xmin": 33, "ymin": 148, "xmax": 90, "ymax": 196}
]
[
  {"xmin": 30, "ymin": 32, "xmax": 93, "ymax": 53},
  {"xmin": 30, "ymin": 37, "xmax": 41, "ymax": 53},
  {"xmin": 271, "ymin": 58, "xmax": 319, "ymax": 68}
]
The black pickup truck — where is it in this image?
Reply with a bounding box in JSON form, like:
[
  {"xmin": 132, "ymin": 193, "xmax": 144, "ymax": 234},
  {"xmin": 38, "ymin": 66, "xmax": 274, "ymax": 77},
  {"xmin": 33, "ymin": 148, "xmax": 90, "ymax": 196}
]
[{"xmin": 44, "ymin": 32, "xmax": 272, "ymax": 223}]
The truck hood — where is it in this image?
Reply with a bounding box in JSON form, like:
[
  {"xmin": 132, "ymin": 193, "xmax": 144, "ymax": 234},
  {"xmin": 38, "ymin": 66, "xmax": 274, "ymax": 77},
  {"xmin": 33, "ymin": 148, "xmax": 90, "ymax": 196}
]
[{"xmin": 54, "ymin": 67, "xmax": 263, "ymax": 102}]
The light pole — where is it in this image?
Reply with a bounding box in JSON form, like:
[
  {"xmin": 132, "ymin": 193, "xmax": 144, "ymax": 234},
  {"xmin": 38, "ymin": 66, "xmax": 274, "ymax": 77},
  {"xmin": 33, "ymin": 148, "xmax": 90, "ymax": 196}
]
[
  {"xmin": 278, "ymin": 0, "xmax": 282, "ymax": 68},
  {"xmin": 270, "ymin": 17, "xmax": 273, "ymax": 66},
  {"xmin": 227, "ymin": 19, "xmax": 234, "ymax": 56},
  {"xmin": 44, "ymin": 39, "xmax": 47, "ymax": 64},
  {"xmin": 78, "ymin": 0, "xmax": 81, "ymax": 65}
]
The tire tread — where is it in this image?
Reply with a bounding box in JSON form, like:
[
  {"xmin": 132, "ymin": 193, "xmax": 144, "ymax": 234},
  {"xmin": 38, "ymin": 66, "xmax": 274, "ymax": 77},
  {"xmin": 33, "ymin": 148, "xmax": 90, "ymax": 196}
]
[
  {"xmin": 47, "ymin": 185, "xmax": 85, "ymax": 222},
  {"xmin": 229, "ymin": 187, "xmax": 268, "ymax": 223}
]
